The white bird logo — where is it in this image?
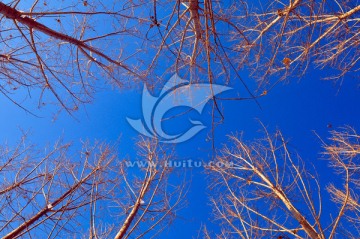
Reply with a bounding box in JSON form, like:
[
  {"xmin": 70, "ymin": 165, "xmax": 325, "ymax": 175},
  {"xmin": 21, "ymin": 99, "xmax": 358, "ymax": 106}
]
[{"xmin": 127, "ymin": 74, "xmax": 231, "ymax": 143}]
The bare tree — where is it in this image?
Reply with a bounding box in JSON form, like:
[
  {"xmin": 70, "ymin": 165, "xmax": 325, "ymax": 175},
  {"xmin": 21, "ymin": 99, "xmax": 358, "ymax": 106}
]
[
  {"xmin": 145, "ymin": 0, "xmax": 359, "ymax": 90},
  {"xmin": 0, "ymin": 136, "xmax": 185, "ymax": 238},
  {"xmin": 225, "ymin": 0, "xmax": 360, "ymax": 86},
  {"xmin": 208, "ymin": 127, "xmax": 360, "ymax": 239},
  {"xmin": 0, "ymin": 136, "xmax": 115, "ymax": 238},
  {"xmin": 144, "ymin": 0, "xmax": 261, "ymax": 100},
  {"xmin": 0, "ymin": 0, "xmax": 145, "ymax": 113},
  {"xmin": 112, "ymin": 138, "xmax": 187, "ymax": 239}
]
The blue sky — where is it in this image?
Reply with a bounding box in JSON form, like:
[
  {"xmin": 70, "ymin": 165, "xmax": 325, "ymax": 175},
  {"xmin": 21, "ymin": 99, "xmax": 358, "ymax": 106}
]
[{"xmin": 1, "ymin": 0, "xmax": 360, "ymax": 238}]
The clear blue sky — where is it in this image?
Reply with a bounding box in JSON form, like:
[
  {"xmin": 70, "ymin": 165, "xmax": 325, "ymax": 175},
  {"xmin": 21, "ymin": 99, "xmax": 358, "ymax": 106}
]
[{"xmin": 1, "ymin": 0, "xmax": 359, "ymax": 237}]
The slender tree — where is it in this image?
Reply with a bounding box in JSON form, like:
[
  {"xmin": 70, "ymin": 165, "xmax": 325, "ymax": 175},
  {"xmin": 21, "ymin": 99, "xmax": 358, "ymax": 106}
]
[
  {"xmin": 112, "ymin": 138, "xmax": 187, "ymax": 239},
  {"xmin": 0, "ymin": 136, "xmax": 185, "ymax": 238},
  {"xmin": 136, "ymin": 0, "xmax": 358, "ymax": 91},
  {"xmin": 208, "ymin": 127, "xmax": 360, "ymax": 239},
  {"xmin": 0, "ymin": 0, "xmax": 144, "ymax": 112}
]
